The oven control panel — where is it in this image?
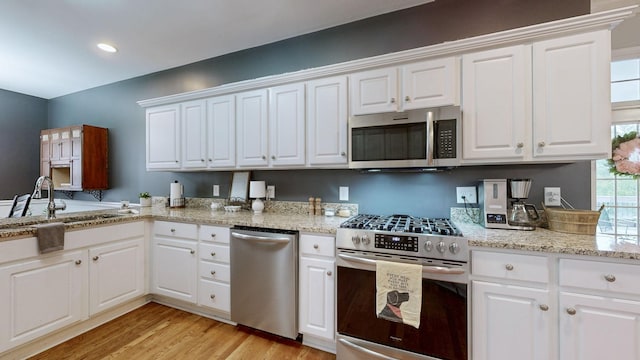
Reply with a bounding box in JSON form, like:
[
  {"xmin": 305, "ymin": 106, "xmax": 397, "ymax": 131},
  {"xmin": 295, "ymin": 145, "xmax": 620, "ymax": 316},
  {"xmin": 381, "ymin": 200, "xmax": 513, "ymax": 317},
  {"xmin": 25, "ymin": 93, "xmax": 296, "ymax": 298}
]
[{"xmin": 375, "ymin": 233, "xmax": 418, "ymax": 252}]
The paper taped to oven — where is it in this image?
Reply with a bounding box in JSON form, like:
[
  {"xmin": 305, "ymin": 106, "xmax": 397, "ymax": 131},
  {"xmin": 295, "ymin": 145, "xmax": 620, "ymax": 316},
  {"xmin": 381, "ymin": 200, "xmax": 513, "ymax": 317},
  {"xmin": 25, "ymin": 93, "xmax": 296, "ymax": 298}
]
[{"xmin": 376, "ymin": 260, "xmax": 422, "ymax": 329}]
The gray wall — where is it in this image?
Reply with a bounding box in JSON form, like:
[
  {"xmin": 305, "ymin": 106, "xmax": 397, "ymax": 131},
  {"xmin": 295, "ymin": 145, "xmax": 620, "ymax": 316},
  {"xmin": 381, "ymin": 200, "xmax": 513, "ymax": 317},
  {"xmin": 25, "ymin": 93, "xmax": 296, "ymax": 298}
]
[
  {"xmin": 42, "ymin": 0, "xmax": 592, "ymax": 217},
  {"xmin": 0, "ymin": 89, "xmax": 47, "ymax": 199}
]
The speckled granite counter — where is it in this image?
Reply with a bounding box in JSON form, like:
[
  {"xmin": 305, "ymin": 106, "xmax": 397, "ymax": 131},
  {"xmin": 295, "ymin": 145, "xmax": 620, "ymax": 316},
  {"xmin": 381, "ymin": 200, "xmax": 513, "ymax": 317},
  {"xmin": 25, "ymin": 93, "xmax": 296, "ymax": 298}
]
[{"xmin": 458, "ymin": 222, "xmax": 640, "ymax": 260}]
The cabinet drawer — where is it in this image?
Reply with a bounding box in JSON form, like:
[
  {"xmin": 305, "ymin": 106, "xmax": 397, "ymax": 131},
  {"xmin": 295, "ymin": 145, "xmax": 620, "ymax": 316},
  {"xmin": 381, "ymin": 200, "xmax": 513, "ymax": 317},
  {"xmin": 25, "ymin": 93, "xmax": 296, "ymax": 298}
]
[
  {"xmin": 300, "ymin": 234, "xmax": 335, "ymax": 257},
  {"xmin": 199, "ymin": 261, "xmax": 230, "ymax": 282},
  {"xmin": 472, "ymin": 251, "xmax": 548, "ymax": 283},
  {"xmin": 199, "ymin": 225, "xmax": 230, "ymax": 243},
  {"xmin": 560, "ymin": 259, "xmax": 640, "ymax": 296},
  {"xmin": 199, "ymin": 243, "xmax": 230, "ymax": 263},
  {"xmin": 154, "ymin": 221, "xmax": 198, "ymax": 240},
  {"xmin": 198, "ymin": 279, "xmax": 230, "ymax": 313}
]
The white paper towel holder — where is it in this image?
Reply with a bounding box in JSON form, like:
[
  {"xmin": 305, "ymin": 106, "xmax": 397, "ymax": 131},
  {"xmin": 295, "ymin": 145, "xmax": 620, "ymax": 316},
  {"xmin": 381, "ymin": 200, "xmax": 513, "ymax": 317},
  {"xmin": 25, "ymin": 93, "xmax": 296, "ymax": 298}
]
[{"xmin": 170, "ymin": 180, "xmax": 185, "ymax": 208}]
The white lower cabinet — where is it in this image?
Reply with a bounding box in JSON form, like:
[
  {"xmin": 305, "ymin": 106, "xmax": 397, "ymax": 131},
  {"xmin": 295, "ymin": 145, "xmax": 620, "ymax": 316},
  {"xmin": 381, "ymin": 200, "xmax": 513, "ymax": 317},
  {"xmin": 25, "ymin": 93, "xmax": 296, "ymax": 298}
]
[
  {"xmin": 558, "ymin": 258, "xmax": 640, "ymax": 360},
  {"xmin": 197, "ymin": 225, "xmax": 231, "ymax": 318},
  {"xmin": 299, "ymin": 234, "xmax": 335, "ymax": 342},
  {"xmin": 152, "ymin": 221, "xmax": 198, "ymax": 303},
  {"xmin": 0, "ymin": 250, "xmax": 88, "ymax": 352},
  {"xmin": 471, "ymin": 250, "xmax": 552, "ymax": 360},
  {"xmin": 89, "ymin": 238, "xmax": 145, "ymax": 316}
]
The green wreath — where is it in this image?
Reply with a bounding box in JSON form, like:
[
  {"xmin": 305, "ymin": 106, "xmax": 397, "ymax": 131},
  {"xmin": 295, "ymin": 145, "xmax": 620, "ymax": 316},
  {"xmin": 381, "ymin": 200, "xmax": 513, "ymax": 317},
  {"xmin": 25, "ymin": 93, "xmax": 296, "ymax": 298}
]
[{"xmin": 608, "ymin": 131, "xmax": 640, "ymax": 178}]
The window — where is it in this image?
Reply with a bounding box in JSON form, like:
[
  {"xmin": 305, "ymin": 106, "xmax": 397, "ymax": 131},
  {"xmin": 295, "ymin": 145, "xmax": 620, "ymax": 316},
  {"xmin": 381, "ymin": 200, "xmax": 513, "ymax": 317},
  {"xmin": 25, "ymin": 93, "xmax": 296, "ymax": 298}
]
[{"xmin": 594, "ymin": 56, "xmax": 640, "ymax": 242}]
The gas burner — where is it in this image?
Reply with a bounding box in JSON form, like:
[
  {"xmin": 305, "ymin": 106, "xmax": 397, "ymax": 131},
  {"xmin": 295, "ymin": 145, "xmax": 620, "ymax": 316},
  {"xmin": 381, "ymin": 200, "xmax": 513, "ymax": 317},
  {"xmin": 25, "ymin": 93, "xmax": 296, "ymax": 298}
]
[{"xmin": 340, "ymin": 214, "xmax": 462, "ymax": 236}]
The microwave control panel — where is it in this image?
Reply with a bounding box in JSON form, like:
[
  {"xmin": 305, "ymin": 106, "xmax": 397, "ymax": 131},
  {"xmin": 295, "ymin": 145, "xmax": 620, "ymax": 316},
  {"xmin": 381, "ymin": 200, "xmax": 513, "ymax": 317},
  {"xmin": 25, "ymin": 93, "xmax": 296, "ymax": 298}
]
[
  {"xmin": 375, "ymin": 234, "xmax": 418, "ymax": 252},
  {"xmin": 434, "ymin": 119, "xmax": 456, "ymax": 159}
]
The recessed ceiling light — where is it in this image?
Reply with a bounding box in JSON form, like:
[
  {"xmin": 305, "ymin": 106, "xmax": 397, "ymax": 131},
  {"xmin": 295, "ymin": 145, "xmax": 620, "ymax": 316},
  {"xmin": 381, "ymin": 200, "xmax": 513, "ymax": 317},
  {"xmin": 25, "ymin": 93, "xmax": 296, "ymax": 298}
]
[{"xmin": 97, "ymin": 43, "xmax": 117, "ymax": 53}]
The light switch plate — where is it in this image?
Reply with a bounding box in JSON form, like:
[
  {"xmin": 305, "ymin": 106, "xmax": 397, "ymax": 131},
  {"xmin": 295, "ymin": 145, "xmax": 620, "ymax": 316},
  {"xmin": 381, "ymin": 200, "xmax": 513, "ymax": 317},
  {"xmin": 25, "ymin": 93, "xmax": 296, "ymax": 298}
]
[
  {"xmin": 213, "ymin": 185, "xmax": 220, "ymax": 197},
  {"xmin": 545, "ymin": 187, "xmax": 561, "ymax": 206},
  {"xmin": 267, "ymin": 185, "xmax": 275, "ymax": 199},
  {"xmin": 339, "ymin": 186, "xmax": 349, "ymax": 201}
]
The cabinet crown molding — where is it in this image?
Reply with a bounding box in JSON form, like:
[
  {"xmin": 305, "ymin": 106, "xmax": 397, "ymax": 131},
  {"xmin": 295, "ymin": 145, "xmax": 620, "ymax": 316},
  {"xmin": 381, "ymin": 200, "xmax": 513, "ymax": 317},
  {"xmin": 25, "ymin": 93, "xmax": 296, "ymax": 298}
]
[{"xmin": 138, "ymin": 6, "xmax": 636, "ymax": 109}]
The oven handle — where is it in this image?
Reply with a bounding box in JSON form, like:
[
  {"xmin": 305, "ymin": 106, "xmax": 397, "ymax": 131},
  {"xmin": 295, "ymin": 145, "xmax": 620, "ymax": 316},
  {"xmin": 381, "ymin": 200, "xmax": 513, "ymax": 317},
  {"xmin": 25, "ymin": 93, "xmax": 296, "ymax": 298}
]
[
  {"xmin": 338, "ymin": 338, "xmax": 397, "ymax": 360},
  {"xmin": 338, "ymin": 253, "xmax": 466, "ymax": 275}
]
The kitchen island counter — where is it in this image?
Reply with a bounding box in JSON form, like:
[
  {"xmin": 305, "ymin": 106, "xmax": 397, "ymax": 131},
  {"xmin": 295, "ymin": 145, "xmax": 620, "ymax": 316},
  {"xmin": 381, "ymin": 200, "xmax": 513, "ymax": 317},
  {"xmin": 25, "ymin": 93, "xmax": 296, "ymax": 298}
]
[{"xmin": 458, "ymin": 222, "xmax": 640, "ymax": 260}]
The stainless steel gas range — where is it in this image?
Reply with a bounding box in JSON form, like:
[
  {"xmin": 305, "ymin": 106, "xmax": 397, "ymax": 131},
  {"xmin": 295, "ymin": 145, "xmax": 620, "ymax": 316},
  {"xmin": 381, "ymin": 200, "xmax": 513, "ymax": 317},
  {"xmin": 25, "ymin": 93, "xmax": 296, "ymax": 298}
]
[{"xmin": 336, "ymin": 214, "xmax": 469, "ymax": 360}]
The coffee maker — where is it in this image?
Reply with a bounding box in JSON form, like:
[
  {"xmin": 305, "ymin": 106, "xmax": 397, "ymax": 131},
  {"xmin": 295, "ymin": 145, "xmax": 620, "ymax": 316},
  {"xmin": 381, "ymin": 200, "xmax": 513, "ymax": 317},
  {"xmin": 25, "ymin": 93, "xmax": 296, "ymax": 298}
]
[{"xmin": 479, "ymin": 179, "xmax": 540, "ymax": 230}]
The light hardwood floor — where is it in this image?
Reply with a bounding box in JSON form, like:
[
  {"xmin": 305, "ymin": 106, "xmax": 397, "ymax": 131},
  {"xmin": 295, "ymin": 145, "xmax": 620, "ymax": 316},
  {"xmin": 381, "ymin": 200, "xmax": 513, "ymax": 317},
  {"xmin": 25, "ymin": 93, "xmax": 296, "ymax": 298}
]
[{"xmin": 29, "ymin": 302, "xmax": 336, "ymax": 360}]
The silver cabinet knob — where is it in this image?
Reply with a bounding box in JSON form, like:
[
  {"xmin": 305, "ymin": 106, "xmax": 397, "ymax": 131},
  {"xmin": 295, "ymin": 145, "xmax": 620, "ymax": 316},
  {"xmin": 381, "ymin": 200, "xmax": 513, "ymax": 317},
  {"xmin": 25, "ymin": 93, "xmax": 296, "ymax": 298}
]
[
  {"xmin": 538, "ymin": 141, "xmax": 546, "ymax": 147},
  {"xmin": 92, "ymin": 256, "xmax": 99, "ymax": 261},
  {"xmin": 604, "ymin": 274, "xmax": 616, "ymax": 282},
  {"xmin": 175, "ymin": 160, "xmax": 179, "ymax": 163},
  {"xmin": 405, "ymin": 96, "xmax": 411, "ymax": 102},
  {"xmin": 170, "ymin": 228, "xmax": 176, "ymax": 233},
  {"xmin": 566, "ymin": 307, "xmax": 577, "ymax": 315},
  {"xmin": 271, "ymin": 155, "xmax": 276, "ymax": 160},
  {"xmin": 341, "ymin": 152, "xmax": 346, "ymax": 157},
  {"xmin": 517, "ymin": 142, "xmax": 524, "ymax": 148},
  {"xmin": 327, "ymin": 271, "xmax": 333, "ymax": 276},
  {"xmin": 262, "ymin": 155, "xmax": 266, "ymax": 160},
  {"xmin": 208, "ymin": 158, "xmax": 213, "ymax": 162},
  {"xmin": 313, "ymin": 244, "xmax": 319, "ymax": 249},
  {"xmin": 390, "ymin": 97, "xmax": 396, "ymax": 104},
  {"xmin": 201, "ymin": 159, "xmax": 205, "ymax": 162},
  {"xmin": 539, "ymin": 304, "xmax": 549, "ymax": 311},
  {"xmin": 210, "ymin": 294, "xmax": 216, "ymax": 300},
  {"xmin": 190, "ymin": 249, "xmax": 195, "ymax": 255},
  {"xmin": 211, "ymin": 252, "xmax": 216, "ymax": 257},
  {"xmin": 505, "ymin": 264, "xmax": 514, "ymax": 271},
  {"xmin": 75, "ymin": 260, "xmax": 82, "ymax": 265},
  {"xmin": 210, "ymin": 233, "xmax": 216, "ymax": 238},
  {"xmin": 210, "ymin": 270, "xmax": 216, "ymax": 276}
]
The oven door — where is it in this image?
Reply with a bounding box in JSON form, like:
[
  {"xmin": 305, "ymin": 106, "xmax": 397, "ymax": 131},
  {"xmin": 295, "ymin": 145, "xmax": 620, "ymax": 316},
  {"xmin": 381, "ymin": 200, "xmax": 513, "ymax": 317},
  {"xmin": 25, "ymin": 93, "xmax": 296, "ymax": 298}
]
[{"xmin": 336, "ymin": 252, "xmax": 468, "ymax": 360}]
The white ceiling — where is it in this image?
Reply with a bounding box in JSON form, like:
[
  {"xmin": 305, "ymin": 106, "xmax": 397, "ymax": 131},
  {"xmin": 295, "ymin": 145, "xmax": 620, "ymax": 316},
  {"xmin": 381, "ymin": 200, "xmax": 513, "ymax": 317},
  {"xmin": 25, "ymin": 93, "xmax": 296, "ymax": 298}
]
[{"xmin": 0, "ymin": 0, "xmax": 432, "ymax": 99}]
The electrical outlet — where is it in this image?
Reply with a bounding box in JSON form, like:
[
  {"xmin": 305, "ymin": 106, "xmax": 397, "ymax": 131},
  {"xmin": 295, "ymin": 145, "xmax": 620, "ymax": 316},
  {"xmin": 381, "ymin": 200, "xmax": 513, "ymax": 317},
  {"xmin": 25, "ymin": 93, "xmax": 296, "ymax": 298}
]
[
  {"xmin": 339, "ymin": 186, "xmax": 349, "ymax": 201},
  {"xmin": 545, "ymin": 187, "xmax": 561, "ymax": 206},
  {"xmin": 456, "ymin": 186, "xmax": 477, "ymax": 204},
  {"xmin": 267, "ymin": 185, "xmax": 275, "ymax": 199},
  {"xmin": 213, "ymin": 185, "xmax": 219, "ymax": 197}
]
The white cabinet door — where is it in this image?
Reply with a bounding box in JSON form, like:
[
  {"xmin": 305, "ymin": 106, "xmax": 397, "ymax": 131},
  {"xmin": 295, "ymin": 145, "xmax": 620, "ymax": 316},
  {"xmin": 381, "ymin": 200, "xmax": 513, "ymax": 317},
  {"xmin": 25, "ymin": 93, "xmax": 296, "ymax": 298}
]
[
  {"xmin": 307, "ymin": 76, "xmax": 348, "ymax": 165},
  {"xmin": 206, "ymin": 95, "xmax": 236, "ymax": 168},
  {"xmin": 237, "ymin": 89, "xmax": 269, "ymax": 167},
  {"xmin": 89, "ymin": 238, "xmax": 145, "ymax": 316},
  {"xmin": 402, "ymin": 57, "xmax": 458, "ymax": 110},
  {"xmin": 182, "ymin": 99, "xmax": 207, "ymax": 169},
  {"xmin": 152, "ymin": 237, "xmax": 197, "ymax": 303},
  {"xmin": 559, "ymin": 291, "xmax": 640, "ymax": 360},
  {"xmin": 472, "ymin": 281, "xmax": 552, "ymax": 360},
  {"xmin": 462, "ymin": 45, "xmax": 529, "ymax": 161},
  {"xmin": 146, "ymin": 104, "xmax": 181, "ymax": 169},
  {"xmin": 350, "ymin": 67, "xmax": 398, "ymax": 115},
  {"xmin": 269, "ymin": 83, "xmax": 306, "ymax": 167},
  {"xmin": 299, "ymin": 256, "xmax": 335, "ymax": 340},
  {"xmin": 532, "ymin": 30, "xmax": 611, "ymax": 160},
  {"xmin": 0, "ymin": 250, "xmax": 88, "ymax": 352}
]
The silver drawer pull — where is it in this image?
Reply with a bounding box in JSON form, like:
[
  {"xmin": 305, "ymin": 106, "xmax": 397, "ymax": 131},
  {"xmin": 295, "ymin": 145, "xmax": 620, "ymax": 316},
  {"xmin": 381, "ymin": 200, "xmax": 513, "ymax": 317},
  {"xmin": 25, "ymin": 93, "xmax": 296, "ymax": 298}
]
[
  {"xmin": 170, "ymin": 228, "xmax": 176, "ymax": 233},
  {"xmin": 505, "ymin": 264, "xmax": 514, "ymax": 271},
  {"xmin": 210, "ymin": 233, "xmax": 216, "ymax": 238},
  {"xmin": 190, "ymin": 249, "xmax": 195, "ymax": 254},
  {"xmin": 539, "ymin": 304, "xmax": 549, "ymax": 311},
  {"xmin": 92, "ymin": 256, "xmax": 99, "ymax": 261},
  {"xmin": 210, "ymin": 294, "xmax": 216, "ymax": 300},
  {"xmin": 75, "ymin": 260, "xmax": 82, "ymax": 265},
  {"xmin": 567, "ymin": 308, "xmax": 577, "ymax": 315},
  {"xmin": 211, "ymin": 252, "xmax": 216, "ymax": 257},
  {"xmin": 211, "ymin": 270, "xmax": 216, "ymax": 276},
  {"xmin": 604, "ymin": 274, "xmax": 616, "ymax": 282},
  {"xmin": 313, "ymin": 244, "xmax": 319, "ymax": 249}
]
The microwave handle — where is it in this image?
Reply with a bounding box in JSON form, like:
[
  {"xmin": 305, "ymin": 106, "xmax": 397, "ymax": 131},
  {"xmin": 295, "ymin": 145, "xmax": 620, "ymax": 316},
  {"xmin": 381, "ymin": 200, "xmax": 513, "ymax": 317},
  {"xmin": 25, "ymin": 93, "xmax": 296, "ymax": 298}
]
[
  {"xmin": 338, "ymin": 253, "xmax": 465, "ymax": 275},
  {"xmin": 426, "ymin": 110, "xmax": 434, "ymax": 165}
]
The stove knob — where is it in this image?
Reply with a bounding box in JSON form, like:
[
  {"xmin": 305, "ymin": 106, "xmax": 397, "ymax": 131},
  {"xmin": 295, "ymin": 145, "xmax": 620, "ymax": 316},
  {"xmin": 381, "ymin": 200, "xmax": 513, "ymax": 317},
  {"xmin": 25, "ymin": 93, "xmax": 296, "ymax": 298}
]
[
  {"xmin": 436, "ymin": 241, "xmax": 447, "ymax": 254},
  {"xmin": 361, "ymin": 235, "xmax": 371, "ymax": 245},
  {"xmin": 351, "ymin": 235, "xmax": 360, "ymax": 245},
  {"xmin": 449, "ymin": 242, "xmax": 460, "ymax": 254},
  {"xmin": 424, "ymin": 240, "xmax": 433, "ymax": 252}
]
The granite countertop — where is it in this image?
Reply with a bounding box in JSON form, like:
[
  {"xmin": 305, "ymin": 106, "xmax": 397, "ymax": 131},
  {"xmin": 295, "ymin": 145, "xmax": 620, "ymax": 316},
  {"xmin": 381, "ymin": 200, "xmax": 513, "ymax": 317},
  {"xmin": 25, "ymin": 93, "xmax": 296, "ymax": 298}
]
[{"xmin": 458, "ymin": 222, "xmax": 640, "ymax": 260}]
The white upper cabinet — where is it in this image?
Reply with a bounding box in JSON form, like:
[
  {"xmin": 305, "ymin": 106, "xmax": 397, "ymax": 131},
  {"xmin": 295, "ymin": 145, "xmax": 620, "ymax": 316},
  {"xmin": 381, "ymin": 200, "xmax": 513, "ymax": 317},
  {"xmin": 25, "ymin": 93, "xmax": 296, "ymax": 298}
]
[
  {"xmin": 461, "ymin": 45, "xmax": 530, "ymax": 161},
  {"xmin": 206, "ymin": 95, "xmax": 236, "ymax": 168},
  {"xmin": 181, "ymin": 100, "xmax": 207, "ymax": 169},
  {"xmin": 236, "ymin": 89, "xmax": 269, "ymax": 167},
  {"xmin": 269, "ymin": 83, "xmax": 306, "ymax": 167},
  {"xmin": 146, "ymin": 104, "xmax": 181, "ymax": 170},
  {"xmin": 306, "ymin": 76, "xmax": 348, "ymax": 166},
  {"xmin": 532, "ymin": 30, "xmax": 611, "ymax": 160},
  {"xmin": 350, "ymin": 57, "xmax": 458, "ymax": 115}
]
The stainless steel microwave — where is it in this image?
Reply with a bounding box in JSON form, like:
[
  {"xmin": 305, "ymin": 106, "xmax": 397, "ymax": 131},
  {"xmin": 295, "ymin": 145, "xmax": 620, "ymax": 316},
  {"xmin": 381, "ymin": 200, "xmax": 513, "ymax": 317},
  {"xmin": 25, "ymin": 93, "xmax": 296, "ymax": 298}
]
[{"xmin": 348, "ymin": 106, "xmax": 461, "ymax": 169}]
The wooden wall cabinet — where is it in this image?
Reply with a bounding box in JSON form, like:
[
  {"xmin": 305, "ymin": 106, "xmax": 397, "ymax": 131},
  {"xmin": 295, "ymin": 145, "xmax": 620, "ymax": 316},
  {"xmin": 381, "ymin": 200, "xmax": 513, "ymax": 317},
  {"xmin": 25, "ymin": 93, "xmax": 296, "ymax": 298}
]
[{"xmin": 40, "ymin": 125, "xmax": 108, "ymax": 191}]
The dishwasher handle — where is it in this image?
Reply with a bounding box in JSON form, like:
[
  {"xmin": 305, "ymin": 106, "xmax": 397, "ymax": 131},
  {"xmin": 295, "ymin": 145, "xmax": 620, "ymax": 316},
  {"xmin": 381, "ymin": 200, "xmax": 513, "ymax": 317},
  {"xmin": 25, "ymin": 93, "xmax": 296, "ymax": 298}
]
[{"xmin": 231, "ymin": 231, "xmax": 292, "ymax": 244}]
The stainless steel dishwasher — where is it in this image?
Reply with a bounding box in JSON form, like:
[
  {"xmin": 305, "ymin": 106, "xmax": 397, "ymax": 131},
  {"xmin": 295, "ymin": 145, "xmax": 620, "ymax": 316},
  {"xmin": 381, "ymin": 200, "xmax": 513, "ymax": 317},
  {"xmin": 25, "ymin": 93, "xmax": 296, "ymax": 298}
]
[{"xmin": 230, "ymin": 226, "xmax": 299, "ymax": 340}]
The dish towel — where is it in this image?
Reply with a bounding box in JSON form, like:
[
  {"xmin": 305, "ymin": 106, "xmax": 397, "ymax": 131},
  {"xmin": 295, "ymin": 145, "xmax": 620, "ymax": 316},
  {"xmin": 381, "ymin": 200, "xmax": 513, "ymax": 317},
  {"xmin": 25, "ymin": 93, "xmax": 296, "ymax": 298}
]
[
  {"xmin": 36, "ymin": 222, "xmax": 65, "ymax": 254},
  {"xmin": 376, "ymin": 260, "xmax": 422, "ymax": 329}
]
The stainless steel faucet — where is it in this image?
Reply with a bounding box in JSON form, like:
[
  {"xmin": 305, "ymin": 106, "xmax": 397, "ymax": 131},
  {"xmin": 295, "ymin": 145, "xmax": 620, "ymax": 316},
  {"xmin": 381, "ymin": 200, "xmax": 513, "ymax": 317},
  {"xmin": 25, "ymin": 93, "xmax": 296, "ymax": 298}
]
[{"xmin": 32, "ymin": 176, "xmax": 66, "ymax": 219}]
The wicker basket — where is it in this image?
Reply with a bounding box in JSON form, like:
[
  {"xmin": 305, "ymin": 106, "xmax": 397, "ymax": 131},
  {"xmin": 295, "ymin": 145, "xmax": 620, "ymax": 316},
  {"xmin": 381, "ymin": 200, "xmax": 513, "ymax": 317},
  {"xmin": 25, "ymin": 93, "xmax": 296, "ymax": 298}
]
[{"xmin": 543, "ymin": 205, "xmax": 602, "ymax": 235}]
